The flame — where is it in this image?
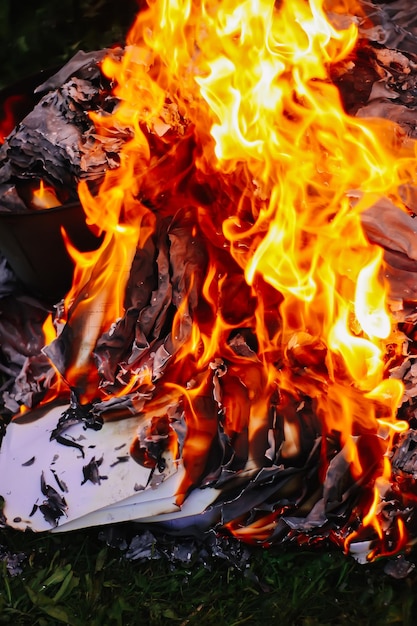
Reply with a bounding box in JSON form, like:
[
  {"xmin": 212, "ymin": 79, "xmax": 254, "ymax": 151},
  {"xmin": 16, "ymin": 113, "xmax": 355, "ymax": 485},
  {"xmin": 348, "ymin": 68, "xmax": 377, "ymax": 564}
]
[
  {"xmin": 31, "ymin": 180, "xmax": 62, "ymax": 210},
  {"xmin": 0, "ymin": 94, "xmax": 25, "ymax": 144},
  {"xmin": 38, "ymin": 314, "xmax": 65, "ymax": 405},
  {"xmin": 39, "ymin": 0, "xmax": 415, "ymax": 555},
  {"xmin": 42, "ymin": 313, "xmax": 57, "ymax": 346}
]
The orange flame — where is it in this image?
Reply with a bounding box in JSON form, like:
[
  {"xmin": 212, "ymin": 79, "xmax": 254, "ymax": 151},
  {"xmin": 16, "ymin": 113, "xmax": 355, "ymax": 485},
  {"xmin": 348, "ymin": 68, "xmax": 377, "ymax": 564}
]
[
  {"xmin": 38, "ymin": 314, "xmax": 66, "ymax": 405},
  {"xmin": 31, "ymin": 180, "xmax": 62, "ymax": 210},
  {"xmin": 46, "ymin": 0, "xmax": 414, "ymax": 554}
]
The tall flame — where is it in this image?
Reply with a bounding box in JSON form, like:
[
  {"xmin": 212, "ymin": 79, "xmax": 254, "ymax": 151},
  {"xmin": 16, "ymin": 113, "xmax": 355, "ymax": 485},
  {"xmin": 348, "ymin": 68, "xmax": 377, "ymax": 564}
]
[{"xmin": 50, "ymin": 0, "xmax": 415, "ymax": 556}]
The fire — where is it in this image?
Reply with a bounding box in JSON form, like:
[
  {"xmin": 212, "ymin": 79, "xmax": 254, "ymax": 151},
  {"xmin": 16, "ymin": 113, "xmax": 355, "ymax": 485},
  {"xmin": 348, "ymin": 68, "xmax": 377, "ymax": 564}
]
[
  {"xmin": 34, "ymin": 0, "xmax": 416, "ymax": 556},
  {"xmin": 0, "ymin": 94, "xmax": 24, "ymax": 144},
  {"xmin": 31, "ymin": 180, "xmax": 62, "ymax": 210}
]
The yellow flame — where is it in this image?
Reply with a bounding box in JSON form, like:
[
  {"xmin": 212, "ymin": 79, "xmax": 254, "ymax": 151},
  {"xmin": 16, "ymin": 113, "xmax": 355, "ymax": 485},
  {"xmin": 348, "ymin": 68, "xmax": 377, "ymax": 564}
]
[
  {"xmin": 32, "ymin": 180, "xmax": 61, "ymax": 210},
  {"xmin": 355, "ymin": 249, "xmax": 391, "ymax": 340}
]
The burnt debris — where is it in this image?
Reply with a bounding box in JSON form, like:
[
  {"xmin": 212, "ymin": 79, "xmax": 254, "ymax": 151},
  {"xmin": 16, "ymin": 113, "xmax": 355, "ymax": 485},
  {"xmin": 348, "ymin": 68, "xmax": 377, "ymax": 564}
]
[{"xmin": 39, "ymin": 471, "xmax": 68, "ymax": 527}]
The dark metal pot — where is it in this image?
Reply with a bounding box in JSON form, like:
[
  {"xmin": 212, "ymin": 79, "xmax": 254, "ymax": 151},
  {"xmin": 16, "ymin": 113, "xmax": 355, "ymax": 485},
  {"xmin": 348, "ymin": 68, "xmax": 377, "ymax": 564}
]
[
  {"xmin": 0, "ymin": 71, "xmax": 103, "ymax": 302},
  {"xmin": 0, "ymin": 202, "xmax": 103, "ymax": 302}
]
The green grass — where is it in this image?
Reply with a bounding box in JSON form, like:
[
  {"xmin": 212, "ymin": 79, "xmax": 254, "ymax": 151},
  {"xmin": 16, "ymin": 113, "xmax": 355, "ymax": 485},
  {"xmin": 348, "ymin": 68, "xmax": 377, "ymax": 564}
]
[{"xmin": 1, "ymin": 526, "xmax": 417, "ymax": 625}]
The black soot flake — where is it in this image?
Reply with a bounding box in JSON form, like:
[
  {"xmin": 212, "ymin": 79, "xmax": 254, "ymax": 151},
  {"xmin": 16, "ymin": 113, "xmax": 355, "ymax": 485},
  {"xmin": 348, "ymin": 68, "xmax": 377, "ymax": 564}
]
[
  {"xmin": 29, "ymin": 503, "xmax": 39, "ymax": 517},
  {"xmin": 51, "ymin": 468, "xmax": 68, "ymax": 493},
  {"xmin": 50, "ymin": 398, "xmax": 104, "ymax": 440},
  {"xmin": 55, "ymin": 434, "xmax": 85, "ymax": 458},
  {"xmin": 39, "ymin": 472, "xmax": 68, "ymax": 527},
  {"xmin": 21, "ymin": 456, "xmax": 35, "ymax": 467},
  {"xmin": 81, "ymin": 455, "xmax": 106, "ymax": 485},
  {"xmin": 110, "ymin": 455, "xmax": 130, "ymax": 467}
]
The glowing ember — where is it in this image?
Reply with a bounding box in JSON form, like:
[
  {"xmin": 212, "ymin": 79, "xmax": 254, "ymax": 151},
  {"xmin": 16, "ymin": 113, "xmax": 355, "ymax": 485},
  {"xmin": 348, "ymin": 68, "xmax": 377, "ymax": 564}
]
[{"xmin": 1, "ymin": 0, "xmax": 417, "ymax": 562}]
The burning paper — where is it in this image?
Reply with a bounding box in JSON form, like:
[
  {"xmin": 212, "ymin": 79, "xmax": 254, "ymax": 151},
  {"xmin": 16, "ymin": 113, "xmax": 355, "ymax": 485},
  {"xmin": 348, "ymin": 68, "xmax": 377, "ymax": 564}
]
[{"xmin": 1, "ymin": 0, "xmax": 417, "ymax": 563}]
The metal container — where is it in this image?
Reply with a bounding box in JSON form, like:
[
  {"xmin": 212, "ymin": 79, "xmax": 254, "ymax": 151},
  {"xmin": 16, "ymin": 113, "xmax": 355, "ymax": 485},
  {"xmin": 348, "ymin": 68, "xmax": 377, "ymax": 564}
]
[
  {"xmin": 0, "ymin": 202, "xmax": 103, "ymax": 302},
  {"xmin": 1, "ymin": 72, "xmax": 103, "ymax": 302}
]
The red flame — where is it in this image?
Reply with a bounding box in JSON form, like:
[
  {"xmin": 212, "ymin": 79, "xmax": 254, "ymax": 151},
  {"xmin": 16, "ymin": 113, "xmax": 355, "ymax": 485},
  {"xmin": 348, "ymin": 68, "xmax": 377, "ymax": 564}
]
[{"xmin": 0, "ymin": 94, "xmax": 25, "ymax": 144}]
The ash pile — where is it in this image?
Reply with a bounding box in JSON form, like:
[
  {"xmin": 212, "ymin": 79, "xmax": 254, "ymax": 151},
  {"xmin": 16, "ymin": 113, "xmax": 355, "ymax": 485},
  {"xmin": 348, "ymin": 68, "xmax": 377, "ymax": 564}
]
[{"xmin": 1, "ymin": 0, "xmax": 417, "ymax": 568}]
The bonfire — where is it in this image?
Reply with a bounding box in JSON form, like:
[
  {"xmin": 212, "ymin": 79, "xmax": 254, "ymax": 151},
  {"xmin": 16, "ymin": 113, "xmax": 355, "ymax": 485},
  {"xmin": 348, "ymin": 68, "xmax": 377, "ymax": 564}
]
[{"xmin": 1, "ymin": 0, "xmax": 417, "ymax": 566}]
